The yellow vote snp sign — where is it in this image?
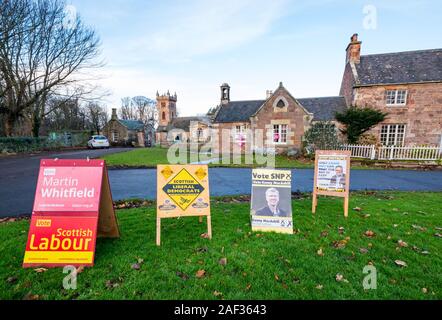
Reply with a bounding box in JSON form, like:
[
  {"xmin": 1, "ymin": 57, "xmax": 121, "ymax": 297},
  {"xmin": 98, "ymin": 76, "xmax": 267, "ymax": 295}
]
[{"xmin": 156, "ymin": 165, "xmax": 211, "ymax": 246}]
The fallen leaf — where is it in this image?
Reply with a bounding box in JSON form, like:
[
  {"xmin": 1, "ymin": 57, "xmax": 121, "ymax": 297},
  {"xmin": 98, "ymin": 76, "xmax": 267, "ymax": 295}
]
[
  {"xmin": 359, "ymin": 248, "xmax": 369, "ymax": 254},
  {"xmin": 293, "ymin": 277, "xmax": 300, "ymax": 284},
  {"xmin": 398, "ymin": 240, "xmax": 408, "ymax": 248},
  {"xmin": 320, "ymin": 230, "xmax": 329, "ymax": 238},
  {"xmin": 196, "ymin": 269, "xmax": 206, "ymax": 278},
  {"xmin": 137, "ymin": 258, "xmax": 144, "ymax": 264},
  {"xmin": 364, "ymin": 230, "xmax": 376, "ymax": 238},
  {"xmin": 317, "ymin": 248, "xmax": 324, "ymax": 256},
  {"xmin": 421, "ymin": 251, "xmax": 430, "ymax": 255},
  {"xmin": 34, "ymin": 268, "xmax": 48, "ymax": 273},
  {"xmin": 6, "ymin": 276, "xmax": 18, "ymax": 284},
  {"xmin": 422, "ymin": 288, "xmax": 428, "ymax": 294},
  {"xmin": 105, "ymin": 280, "xmax": 120, "ymax": 289},
  {"xmin": 435, "ymin": 233, "xmax": 442, "ymax": 238},
  {"xmin": 393, "ymin": 224, "xmax": 399, "ymax": 228},
  {"xmin": 131, "ymin": 263, "xmax": 141, "ymax": 271},
  {"xmin": 338, "ymin": 227, "xmax": 345, "ymax": 234},
  {"xmin": 213, "ymin": 290, "xmax": 223, "ymax": 297},
  {"xmin": 336, "ymin": 274, "xmax": 344, "ymax": 282},
  {"xmin": 246, "ymin": 283, "xmax": 252, "ymax": 290},
  {"xmin": 76, "ymin": 266, "xmax": 85, "ymax": 274},
  {"xmin": 353, "ymin": 207, "xmax": 362, "ymax": 212},
  {"xmin": 218, "ymin": 258, "xmax": 227, "ymax": 266},
  {"xmin": 315, "ymin": 284, "xmax": 323, "ymax": 290},
  {"xmin": 274, "ymin": 274, "xmax": 280, "ymax": 281},
  {"xmin": 23, "ymin": 292, "xmax": 39, "ymax": 300},
  {"xmin": 200, "ymin": 233, "xmax": 210, "ymax": 239},
  {"xmin": 394, "ymin": 260, "xmax": 408, "ymax": 268},
  {"xmin": 412, "ymin": 225, "xmax": 426, "ymax": 232},
  {"xmin": 332, "ymin": 237, "xmax": 350, "ymax": 249}
]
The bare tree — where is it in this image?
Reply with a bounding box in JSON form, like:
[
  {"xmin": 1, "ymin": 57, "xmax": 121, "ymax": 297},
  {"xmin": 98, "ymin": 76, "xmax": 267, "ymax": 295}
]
[
  {"xmin": 119, "ymin": 96, "xmax": 157, "ymax": 127},
  {"xmin": 0, "ymin": 0, "xmax": 103, "ymax": 136},
  {"xmin": 85, "ymin": 102, "xmax": 108, "ymax": 135}
]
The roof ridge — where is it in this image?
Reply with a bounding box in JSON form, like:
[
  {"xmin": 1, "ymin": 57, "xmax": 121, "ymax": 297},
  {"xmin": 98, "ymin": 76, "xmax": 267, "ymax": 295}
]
[
  {"xmin": 229, "ymin": 99, "xmax": 266, "ymax": 103},
  {"xmin": 298, "ymin": 96, "xmax": 345, "ymax": 99},
  {"xmin": 361, "ymin": 48, "xmax": 442, "ymax": 58}
]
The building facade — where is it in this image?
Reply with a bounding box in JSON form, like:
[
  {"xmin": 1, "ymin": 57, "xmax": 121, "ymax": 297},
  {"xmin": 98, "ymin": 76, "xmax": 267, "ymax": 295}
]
[
  {"xmin": 103, "ymin": 109, "xmax": 150, "ymax": 147},
  {"xmin": 155, "ymin": 91, "xmax": 211, "ymax": 147},
  {"xmin": 340, "ymin": 34, "xmax": 442, "ymax": 146},
  {"xmin": 212, "ymin": 83, "xmax": 346, "ymax": 154}
]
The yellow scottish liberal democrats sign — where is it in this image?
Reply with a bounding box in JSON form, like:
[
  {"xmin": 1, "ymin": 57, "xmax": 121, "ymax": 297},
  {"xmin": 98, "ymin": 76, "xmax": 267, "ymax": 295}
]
[{"xmin": 156, "ymin": 165, "xmax": 211, "ymax": 246}]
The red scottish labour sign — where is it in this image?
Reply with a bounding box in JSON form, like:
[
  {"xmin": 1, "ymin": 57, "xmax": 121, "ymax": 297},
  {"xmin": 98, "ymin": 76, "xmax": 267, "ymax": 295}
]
[{"xmin": 23, "ymin": 159, "xmax": 119, "ymax": 268}]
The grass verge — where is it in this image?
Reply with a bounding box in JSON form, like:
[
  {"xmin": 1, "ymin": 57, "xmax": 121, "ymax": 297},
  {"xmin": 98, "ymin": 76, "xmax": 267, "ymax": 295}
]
[{"xmin": 0, "ymin": 191, "xmax": 440, "ymax": 300}]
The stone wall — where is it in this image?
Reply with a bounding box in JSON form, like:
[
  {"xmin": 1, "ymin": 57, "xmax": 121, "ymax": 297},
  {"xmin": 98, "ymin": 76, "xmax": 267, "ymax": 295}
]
[{"xmin": 353, "ymin": 83, "xmax": 442, "ymax": 145}]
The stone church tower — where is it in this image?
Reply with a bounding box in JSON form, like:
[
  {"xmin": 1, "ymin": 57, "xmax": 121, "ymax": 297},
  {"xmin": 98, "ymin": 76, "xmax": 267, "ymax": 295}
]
[
  {"xmin": 157, "ymin": 90, "xmax": 177, "ymax": 127},
  {"xmin": 156, "ymin": 90, "xmax": 178, "ymax": 145}
]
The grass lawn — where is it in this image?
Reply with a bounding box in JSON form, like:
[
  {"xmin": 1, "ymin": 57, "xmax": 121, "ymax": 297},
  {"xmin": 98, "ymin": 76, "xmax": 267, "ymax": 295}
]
[
  {"xmin": 0, "ymin": 191, "xmax": 441, "ymax": 300},
  {"xmin": 102, "ymin": 147, "xmax": 314, "ymax": 169}
]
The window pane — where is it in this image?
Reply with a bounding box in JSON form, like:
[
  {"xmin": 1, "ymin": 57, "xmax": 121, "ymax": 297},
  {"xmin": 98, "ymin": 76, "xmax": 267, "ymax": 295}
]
[
  {"xmin": 386, "ymin": 90, "xmax": 396, "ymax": 104},
  {"xmin": 397, "ymin": 90, "xmax": 407, "ymax": 104}
]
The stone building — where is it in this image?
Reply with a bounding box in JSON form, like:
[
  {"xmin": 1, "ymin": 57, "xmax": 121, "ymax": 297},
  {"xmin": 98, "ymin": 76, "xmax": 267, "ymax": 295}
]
[
  {"xmin": 340, "ymin": 34, "xmax": 442, "ymax": 146},
  {"xmin": 211, "ymin": 83, "xmax": 346, "ymax": 154},
  {"xmin": 103, "ymin": 109, "xmax": 153, "ymax": 147},
  {"xmin": 155, "ymin": 91, "xmax": 211, "ymax": 147}
]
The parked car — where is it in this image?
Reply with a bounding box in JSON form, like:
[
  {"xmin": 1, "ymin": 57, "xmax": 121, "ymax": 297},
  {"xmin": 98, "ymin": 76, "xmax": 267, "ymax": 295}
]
[{"xmin": 87, "ymin": 135, "xmax": 110, "ymax": 149}]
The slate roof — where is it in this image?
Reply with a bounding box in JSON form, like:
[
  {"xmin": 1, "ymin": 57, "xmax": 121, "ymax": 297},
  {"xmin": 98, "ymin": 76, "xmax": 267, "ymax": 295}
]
[
  {"xmin": 119, "ymin": 119, "xmax": 145, "ymax": 131},
  {"xmin": 298, "ymin": 97, "xmax": 347, "ymax": 121},
  {"xmin": 214, "ymin": 100, "xmax": 265, "ymax": 123},
  {"xmin": 157, "ymin": 117, "xmax": 210, "ymax": 132},
  {"xmin": 213, "ymin": 97, "xmax": 347, "ymax": 123},
  {"xmin": 354, "ymin": 49, "xmax": 442, "ymax": 86}
]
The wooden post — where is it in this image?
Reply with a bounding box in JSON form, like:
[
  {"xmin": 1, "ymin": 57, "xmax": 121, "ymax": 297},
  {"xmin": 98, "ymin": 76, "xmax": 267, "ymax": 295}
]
[
  {"xmin": 156, "ymin": 216, "xmax": 161, "ymax": 246},
  {"xmin": 207, "ymin": 215, "xmax": 212, "ymax": 239},
  {"xmin": 344, "ymin": 196, "xmax": 349, "ymax": 218},
  {"xmin": 312, "ymin": 191, "xmax": 317, "ymax": 214}
]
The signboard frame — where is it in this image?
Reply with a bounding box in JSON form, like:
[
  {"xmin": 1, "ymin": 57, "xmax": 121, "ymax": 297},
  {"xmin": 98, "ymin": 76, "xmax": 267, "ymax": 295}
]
[
  {"xmin": 156, "ymin": 164, "xmax": 211, "ymax": 246},
  {"xmin": 250, "ymin": 168, "xmax": 294, "ymax": 234},
  {"xmin": 23, "ymin": 159, "xmax": 119, "ymax": 268},
  {"xmin": 312, "ymin": 150, "xmax": 351, "ymax": 218}
]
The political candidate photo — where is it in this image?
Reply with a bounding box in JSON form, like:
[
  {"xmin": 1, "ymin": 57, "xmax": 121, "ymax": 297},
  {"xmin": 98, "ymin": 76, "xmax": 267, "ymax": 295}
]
[{"xmin": 252, "ymin": 187, "xmax": 291, "ymax": 217}]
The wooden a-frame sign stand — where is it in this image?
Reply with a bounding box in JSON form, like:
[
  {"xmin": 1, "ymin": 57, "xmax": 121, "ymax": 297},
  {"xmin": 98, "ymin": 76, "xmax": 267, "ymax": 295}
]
[
  {"xmin": 156, "ymin": 164, "xmax": 212, "ymax": 246},
  {"xmin": 312, "ymin": 150, "xmax": 351, "ymax": 218}
]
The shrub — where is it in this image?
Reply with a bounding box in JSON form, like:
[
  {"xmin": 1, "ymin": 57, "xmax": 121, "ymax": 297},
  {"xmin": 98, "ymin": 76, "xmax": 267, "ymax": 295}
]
[{"xmin": 303, "ymin": 122, "xmax": 342, "ymax": 154}]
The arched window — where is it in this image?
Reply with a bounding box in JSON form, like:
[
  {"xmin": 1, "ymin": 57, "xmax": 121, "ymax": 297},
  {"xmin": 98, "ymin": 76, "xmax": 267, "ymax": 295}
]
[{"xmin": 162, "ymin": 112, "xmax": 166, "ymax": 120}]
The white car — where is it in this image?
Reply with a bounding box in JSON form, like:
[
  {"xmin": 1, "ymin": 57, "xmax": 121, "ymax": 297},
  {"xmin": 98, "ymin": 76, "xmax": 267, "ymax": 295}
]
[{"xmin": 87, "ymin": 135, "xmax": 110, "ymax": 149}]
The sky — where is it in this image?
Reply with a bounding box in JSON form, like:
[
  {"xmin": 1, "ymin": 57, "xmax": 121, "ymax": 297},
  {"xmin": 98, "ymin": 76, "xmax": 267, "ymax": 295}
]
[{"xmin": 69, "ymin": 0, "xmax": 442, "ymax": 116}]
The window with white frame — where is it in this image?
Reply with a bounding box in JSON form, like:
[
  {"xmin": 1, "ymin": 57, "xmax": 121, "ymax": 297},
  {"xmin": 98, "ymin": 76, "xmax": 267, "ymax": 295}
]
[
  {"xmin": 273, "ymin": 124, "xmax": 288, "ymax": 144},
  {"xmin": 111, "ymin": 131, "xmax": 119, "ymax": 142},
  {"xmin": 380, "ymin": 124, "xmax": 406, "ymax": 146},
  {"xmin": 385, "ymin": 90, "xmax": 408, "ymax": 106},
  {"xmin": 234, "ymin": 125, "xmax": 247, "ymax": 143}
]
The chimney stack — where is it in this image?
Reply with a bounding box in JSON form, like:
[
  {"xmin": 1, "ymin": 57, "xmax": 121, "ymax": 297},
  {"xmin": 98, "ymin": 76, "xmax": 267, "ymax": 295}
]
[
  {"xmin": 111, "ymin": 108, "xmax": 117, "ymax": 120},
  {"xmin": 346, "ymin": 33, "xmax": 362, "ymax": 64},
  {"xmin": 266, "ymin": 90, "xmax": 273, "ymax": 99}
]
